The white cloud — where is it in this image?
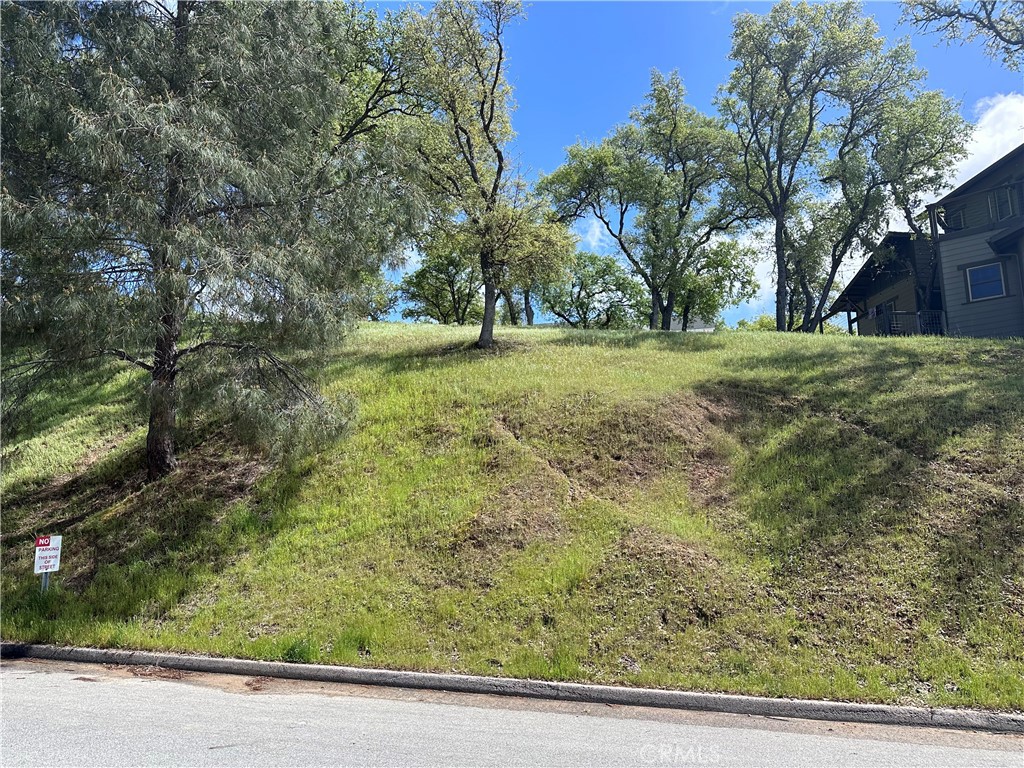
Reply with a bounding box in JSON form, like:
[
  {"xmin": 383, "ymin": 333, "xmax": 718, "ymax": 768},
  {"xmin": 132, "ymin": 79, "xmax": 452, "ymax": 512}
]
[
  {"xmin": 884, "ymin": 92, "xmax": 1024, "ymax": 234},
  {"xmin": 951, "ymin": 92, "xmax": 1024, "ymax": 190},
  {"xmin": 575, "ymin": 216, "xmax": 614, "ymax": 252}
]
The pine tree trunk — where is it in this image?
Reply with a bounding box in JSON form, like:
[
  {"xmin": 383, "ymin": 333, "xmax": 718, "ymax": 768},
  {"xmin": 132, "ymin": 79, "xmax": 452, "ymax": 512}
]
[
  {"xmin": 775, "ymin": 219, "xmax": 788, "ymax": 331},
  {"xmin": 147, "ymin": 372, "xmax": 177, "ymax": 480},
  {"xmin": 478, "ymin": 257, "xmax": 498, "ymax": 349},
  {"xmin": 146, "ymin": 314, "xmax": 181, "ymax": 479}
]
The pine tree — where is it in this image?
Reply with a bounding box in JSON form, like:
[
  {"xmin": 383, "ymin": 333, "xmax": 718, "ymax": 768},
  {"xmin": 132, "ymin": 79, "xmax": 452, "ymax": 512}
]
[{"xmin": 2, "ymin": 1, "xmax": 425, "ymax": 477}]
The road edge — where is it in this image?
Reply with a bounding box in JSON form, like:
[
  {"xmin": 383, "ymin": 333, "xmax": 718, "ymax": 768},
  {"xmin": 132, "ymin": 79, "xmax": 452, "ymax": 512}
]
[{"xmin": 3, "ymin": 642, "xmax": 1021, "ymax": 734}]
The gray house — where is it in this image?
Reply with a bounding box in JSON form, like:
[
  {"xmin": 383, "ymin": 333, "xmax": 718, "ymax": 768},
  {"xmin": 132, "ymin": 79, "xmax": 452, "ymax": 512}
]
[{"xmin": 832, "ymin": 143, "xmax": 1024, "ymax": 338}]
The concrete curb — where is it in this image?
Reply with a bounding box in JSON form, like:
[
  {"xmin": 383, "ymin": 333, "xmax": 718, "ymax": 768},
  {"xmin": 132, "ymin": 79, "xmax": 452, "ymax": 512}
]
[{"xmin": 3, "ymin": 642, "xmax": 1021, "ymax": 734}]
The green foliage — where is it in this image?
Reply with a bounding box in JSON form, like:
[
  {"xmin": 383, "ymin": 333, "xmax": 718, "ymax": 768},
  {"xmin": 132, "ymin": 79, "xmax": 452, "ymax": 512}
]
[
  {"xmin": 1, "ymin": 1, "xmax": 425, "ymax": 473},
  {"xmin": 540, "ymin": 70, "xmax": 753, "ymax": 331},
  {"xmin": 902, "ymin": 1, "xmax": 1024, "ymax": 70},
  {"xmin": 735, "ymin": 315, "xmax": 781, "ymax": 332},
  {"xmin": 539, "ymin": 252, "xmax": 646, "ymax": 329},
  {"xmin": 736, "ymin": 314, "xmax": 844, "ymax": 334},
  {"xmin": 176, "ymin": 347, "xmax": 354, "ymax": 463},
  {"xmin": 409, "ymin": 0, "xmax": 551, "ymax": 346},
  {"xmin": 718, "ymin": 0, "xmax": 970, "ymax": 332},
  {"xmin": 400, "ymin": 248, "xmax": 484, "ymax": 325},
  {"xmin": 352, "ymin": 273, "xmax": 400, "ymax": 322},
  {"xmin": 497, "ymin": 204, "xmax": 577, "ymax": 293},
  {"xmin": 674, "ymin": 240, "xmax": 759, "ymax": 328}
]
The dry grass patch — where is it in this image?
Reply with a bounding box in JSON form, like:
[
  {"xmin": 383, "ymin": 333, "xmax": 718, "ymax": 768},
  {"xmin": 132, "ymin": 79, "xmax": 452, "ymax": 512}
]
[
  {"xmin": 509, "ymin": 392, "xmax": 737, "ymax": 507},
  {"xmin": 460, "ymin": 461, "xmax": 568, "ymax": 552}
]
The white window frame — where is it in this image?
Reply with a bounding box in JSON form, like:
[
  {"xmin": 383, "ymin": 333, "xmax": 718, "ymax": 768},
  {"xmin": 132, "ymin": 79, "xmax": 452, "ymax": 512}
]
[
  {"xmin": 945, "ymin": 207, "xmax": 966, "ymax": 230},
  {"xmin": 966, "ymin": 261, "xmax": 1007, "ymax": 302},
  {"xmin": 988, "ymin": 187, "xmax": 1016, "ymax": 222}
]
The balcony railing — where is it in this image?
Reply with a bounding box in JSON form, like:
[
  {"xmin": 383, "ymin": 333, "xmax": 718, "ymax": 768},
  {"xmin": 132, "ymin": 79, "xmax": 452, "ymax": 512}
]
[{"xmin": 876, "ymin": 309, "xmax": 945, "ymax": 336}]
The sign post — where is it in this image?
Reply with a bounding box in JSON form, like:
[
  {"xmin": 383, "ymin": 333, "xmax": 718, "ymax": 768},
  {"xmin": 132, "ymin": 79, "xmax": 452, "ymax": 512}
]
[{"xmin": 34, "ymin": 535, "xmax": 62, "ymax": 593}]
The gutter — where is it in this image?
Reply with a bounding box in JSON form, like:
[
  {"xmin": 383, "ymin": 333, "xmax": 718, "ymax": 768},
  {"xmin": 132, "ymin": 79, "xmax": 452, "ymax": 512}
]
[{"xmin": 2, "ymin": 643, "xmax": 1021, "ymax": 734}]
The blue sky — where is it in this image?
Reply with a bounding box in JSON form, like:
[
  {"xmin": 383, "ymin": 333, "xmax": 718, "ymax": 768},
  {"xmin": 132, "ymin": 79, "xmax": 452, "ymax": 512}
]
[
  {"xmin": 504, "ymin": 2, "xmax": 1020, "ymax": 178},
  {"xmin": 388, "ymin": 1, "xmax": 1024, "ymax": 325}
]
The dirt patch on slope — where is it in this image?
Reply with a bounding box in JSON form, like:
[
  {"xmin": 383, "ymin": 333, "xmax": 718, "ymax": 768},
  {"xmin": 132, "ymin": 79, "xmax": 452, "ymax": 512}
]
[
  {"xmin": 582, "ymin": 526, "xmax": 748, "ymax": 671},
  {"xmin": 612, "ymin": 527, "xmax": 733, "ymax": 628},
  {"xmin": 460, "ymin": 416, "xmax": 570, "ymax": 552},
  {"xmin": 510, "ymin": 392, "xmax": 738, "ymax": 507},
  {"xmin": 461, "ymin": 465, "xmax": 568, "ymax": 552}
]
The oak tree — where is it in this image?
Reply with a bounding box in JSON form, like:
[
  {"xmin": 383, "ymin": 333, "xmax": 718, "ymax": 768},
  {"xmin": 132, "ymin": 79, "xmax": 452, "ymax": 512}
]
[
  {"xmin": 412, "ymin": 0, "xmax": 543, "ymax": 347},
  {"xmin": 542, "ymin": 71, "xmax": 752, "ymax": 331},
  {"xmin": 539, "ymin": 251, "xmax": 646, "ymax": 329},
  {"xmin": 719, "ymin": 0, "xmax": 969, "ymax": 331},
  {"xmin": 400, "ymin": 230, "xmax": 484, "ymax": 325},
  {"xmin": 903, "ymin": 1, "xmax": 1024, "ymax": 70}
]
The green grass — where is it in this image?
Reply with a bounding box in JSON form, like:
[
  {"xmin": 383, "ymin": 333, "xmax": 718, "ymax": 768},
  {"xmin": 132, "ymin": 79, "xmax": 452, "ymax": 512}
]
[{"xmin": 3, "ymin": 323, "xmax": 1023, "ymax": 710}]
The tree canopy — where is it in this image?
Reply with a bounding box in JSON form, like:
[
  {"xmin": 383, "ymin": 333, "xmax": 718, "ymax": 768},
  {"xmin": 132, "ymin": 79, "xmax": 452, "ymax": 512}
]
[
  {"xmin": 718, "ymin": 0, "xmax": 969, "ymax": 331},
  {"xmin": 539, "ymin": 251, "xmax": 647, "ymax": 329},
  {"xmin": 903, "ymin": 1, "xmax": 1024, "ymax": 70},
  {"xmin": 0, "ymin": 0, "xmax": 995, "ymax": 486},
  {"xmin": 409, "ymin": 0, "xmax": 569, "ymax": 347},
  {"xmin": 541, "ymin": 71, "xmax": 753, "ymax": 331},
  {"xmin": 400, "ymin": 229, "xmax": 484, "ymax": 325},
  {"xmin": 2, "ymin": 1, "xmax": 426, "ymax": 476}
]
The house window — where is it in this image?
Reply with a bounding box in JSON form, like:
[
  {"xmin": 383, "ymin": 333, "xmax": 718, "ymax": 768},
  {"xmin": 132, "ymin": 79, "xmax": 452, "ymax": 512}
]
[
  {"xmin": 988, "ymin": 187, "xmax": 1016, "ymax": 222},
  {"xmin": 966, "ymin": 262, "xmax": 1006, "ymax": 302},
  {"xmin": 944, "ymin": 207, "xmax": 966, "ymax": 230}
]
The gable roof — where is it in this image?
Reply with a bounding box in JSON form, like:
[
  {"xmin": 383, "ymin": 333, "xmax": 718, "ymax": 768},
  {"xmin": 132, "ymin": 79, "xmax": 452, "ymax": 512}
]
[
  {"xmin": 931, "ymin": 143, "xmax": 1024, "ymax": 208},
  {"xmin": 828, "ymin": 232, "xmax": 929, "ymax": 314}
]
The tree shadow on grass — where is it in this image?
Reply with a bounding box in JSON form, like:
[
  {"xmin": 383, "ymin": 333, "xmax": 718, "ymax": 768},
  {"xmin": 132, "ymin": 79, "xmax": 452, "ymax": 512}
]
[
  {"xmin": 548, "ymin": 328, "xmax": 729, "ymax": 351},
  {"xmin": 694, "ymin": 380, "xmax": 919, "ymax": 561},
  {"xmin": 693, "ymin": 336, "xmax": 1024, "ymax": 662},
  {"xmin": 704, "ymin": 338, "xmax": 1024, "ymax": 460},
  {"xmin": 0, "ymin": 438, "xmax": 275, "ymax": 640},
  {"xmin": 323, "ymin": 337, "xmax": 531, "ymax": 379},
  {"xmin": 325, "ymin": 329, "xmax": 728, "ymax": 381},
  {"xmin": 3, "ymin": 360, "xmax": 144, "ymax": 445}
]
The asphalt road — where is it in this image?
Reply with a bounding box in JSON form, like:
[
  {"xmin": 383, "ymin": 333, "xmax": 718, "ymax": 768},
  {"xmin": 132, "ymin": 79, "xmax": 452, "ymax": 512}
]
[{"xmin": 1, "ymin": 659, "xmax": 1020, "ymax": 767}]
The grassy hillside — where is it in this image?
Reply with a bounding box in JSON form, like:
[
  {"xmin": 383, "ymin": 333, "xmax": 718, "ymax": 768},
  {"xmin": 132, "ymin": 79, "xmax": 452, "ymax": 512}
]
[{"xmin": 3, "ymin": 324, "xmax": 1023, "ymax": 709}]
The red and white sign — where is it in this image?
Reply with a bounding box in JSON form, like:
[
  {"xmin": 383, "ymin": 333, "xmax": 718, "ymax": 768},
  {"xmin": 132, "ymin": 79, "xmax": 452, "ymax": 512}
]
[{"xmin": 34, "ymin": 535, "xmax": 62, "ymax": 574}]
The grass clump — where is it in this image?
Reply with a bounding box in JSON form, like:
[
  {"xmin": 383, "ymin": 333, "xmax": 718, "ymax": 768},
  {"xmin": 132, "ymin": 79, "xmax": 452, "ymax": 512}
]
[{"xmin": 2, "ymin": 323, "xmax": 1022, "ymax": 709}]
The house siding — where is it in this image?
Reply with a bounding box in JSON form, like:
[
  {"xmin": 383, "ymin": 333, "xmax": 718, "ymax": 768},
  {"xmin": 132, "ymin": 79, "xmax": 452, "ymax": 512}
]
[
  {"xmin": 834, "ymin": 145, "xmax": 1024, "ymax": 339},
  {"xmin": 942, "ymin": 165, "xmax": 1024, "ymax": 233},
  {"xmin": 856, "ymin": 277, "xmax": 917, "ymax": 336},
  {"xmin": 939, "ymin": 230, "xmax": 1024, "ymax": 338},
  {"xmin": 944, "ymin": 195, "xmax": 987, "ymax": 232}
]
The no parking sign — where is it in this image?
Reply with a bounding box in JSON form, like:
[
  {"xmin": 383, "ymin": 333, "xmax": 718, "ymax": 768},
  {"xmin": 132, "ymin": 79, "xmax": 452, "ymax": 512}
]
[
  {"xmin": 34, "ymin": 536, "xmax": 62, "ymax": 592},
  {"xmin": 34, "ymin": 535, "xmax": 62, "ymax": 573}
]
